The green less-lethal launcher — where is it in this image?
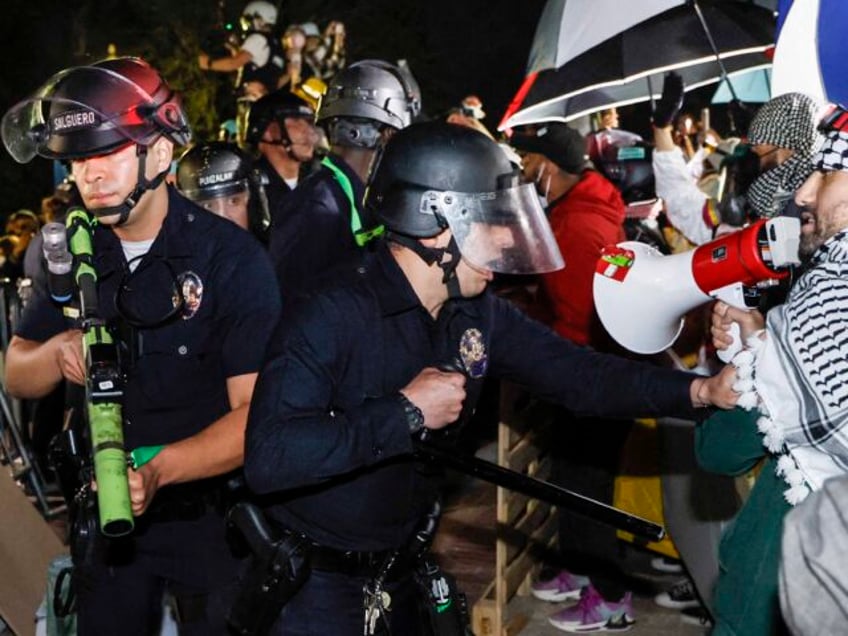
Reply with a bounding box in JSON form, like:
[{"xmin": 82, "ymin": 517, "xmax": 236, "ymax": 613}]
[
  {"xmin": 87, "ymin": 401, "xmax": 133, "ymax": 536},
  {"xmin": 69, "ymin": 207, "xmax": 134, "ymax": 537},
  {"xmin": 83, "ymin": 321, "xmax": 133, "ymax": 537}
]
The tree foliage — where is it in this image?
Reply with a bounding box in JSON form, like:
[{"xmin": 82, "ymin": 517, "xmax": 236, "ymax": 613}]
[{"xmin": 0, "ymin": 0, "xmax": 543, "ymax": 214}]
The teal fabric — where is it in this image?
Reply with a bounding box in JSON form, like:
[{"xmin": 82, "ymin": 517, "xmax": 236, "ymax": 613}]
[
  {"xmin": 695, "ymin": 407, "xmax": 764, "ymax": 476},
  {"xmin": 696, "ymin": 408, "xmax": 791, "ymax": 636}
]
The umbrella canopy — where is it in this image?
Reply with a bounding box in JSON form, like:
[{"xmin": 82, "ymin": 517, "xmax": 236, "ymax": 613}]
[
  {"xmin": 771, "ymin": 0, "xmax": 848, "ymax": 106},
  {"xmin": 527, "ymin": 0, "xmax": 684, "ymax": 73},
  {"xmin": 526, "ymin": 0, "xmax": 778, "ymax": 73},
  {"xmin": 500, "ymin": 1, "xmax": 775, "ymax": 130},
  {"xmin": 712, "ymin": 66, "xmax": 772, "ymax": 103},
  {"xmin": 504, "ymin": 55, "xmax": 771, "ymax": 128}
]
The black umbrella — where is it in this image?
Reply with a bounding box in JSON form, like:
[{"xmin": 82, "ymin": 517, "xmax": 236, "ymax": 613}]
[{"xmin": 500, "ymin": 1, "xmax": 775, "ymax": 129}]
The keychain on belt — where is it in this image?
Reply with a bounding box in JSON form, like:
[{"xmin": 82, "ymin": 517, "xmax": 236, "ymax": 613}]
[{"xmin": 363, "ymin": 551, "xmax": 398, "ymax": 635}]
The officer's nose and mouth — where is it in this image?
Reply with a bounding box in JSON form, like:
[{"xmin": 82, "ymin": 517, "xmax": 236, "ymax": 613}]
[
  {"xmin": 463, "ymin": 222, "xmax": 516, "ymax": 276},
  {"xmin": 72, "ymin": 142, "xmax": 137, "ymax": 209}
]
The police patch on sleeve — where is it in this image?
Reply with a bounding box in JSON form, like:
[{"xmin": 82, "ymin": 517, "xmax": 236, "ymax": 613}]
[
  {"xmin": 174, "ymin": 271, "xmax": 203, "ymax": 319},
  {"xmin": 459, "ymin": 328, "xmax": 487, "ymax": 379}
]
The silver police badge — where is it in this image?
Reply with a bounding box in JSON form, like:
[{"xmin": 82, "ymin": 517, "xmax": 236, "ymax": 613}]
[
  {"xmin": 174, "ymin": 271, "xmax": 203, "ymax": 320},
  {"xmin": 459, "ymin": 328, "xmax": 487, "ymax": 379}
]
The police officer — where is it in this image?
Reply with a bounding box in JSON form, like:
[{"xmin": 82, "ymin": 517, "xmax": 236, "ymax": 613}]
[
  {"xmin": 267, "ymin": 59, "xmax": 420, "ymax": 300},
  {"xmin": 176, "ymin": 141, "xmax": 271, "ymax": 242},
  {"xmin": 1, "ymin": 57, "xmax": 281, "ymax": 634},
  {"xmin": 244, "ymin": 90, "xmax": 321, "ymax": 219},
  {"xmin": 244, "ymin": 121, "xmax": 739, "ymax": 635},
  {"xmin": 198, "ymin": 0, "xmax": 285, "ymax": 100}
]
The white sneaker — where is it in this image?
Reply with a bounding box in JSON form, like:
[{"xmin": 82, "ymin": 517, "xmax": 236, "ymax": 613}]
[{"xmin": 650, "ymin": 556, "xmax": 683, "ymax": 574}]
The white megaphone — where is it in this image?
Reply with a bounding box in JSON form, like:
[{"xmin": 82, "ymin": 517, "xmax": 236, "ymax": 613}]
[{"xmin": 593, "ymin": 217, "xmax": 801, "ymax": 355}]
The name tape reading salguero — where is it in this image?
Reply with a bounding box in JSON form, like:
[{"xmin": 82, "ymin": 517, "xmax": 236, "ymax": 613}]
[{"xmin": 52, "ymin": 110, "xmax": 100, "ymax": 132}]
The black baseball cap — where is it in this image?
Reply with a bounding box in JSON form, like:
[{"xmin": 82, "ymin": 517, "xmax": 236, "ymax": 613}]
[{"xmin": 510, "ymin": 122, "xmax": 588, "ymax": 174}]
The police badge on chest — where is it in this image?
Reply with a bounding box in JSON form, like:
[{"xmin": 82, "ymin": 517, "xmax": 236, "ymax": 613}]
[{"xmin": 173, "ymin": 271, "xmax": 204, "ymax": 319}]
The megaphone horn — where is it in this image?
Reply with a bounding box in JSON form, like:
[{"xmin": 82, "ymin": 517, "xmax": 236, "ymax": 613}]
[{"xmin": 593, "ymin": 217, "xmax": 800, "ymax": 354}]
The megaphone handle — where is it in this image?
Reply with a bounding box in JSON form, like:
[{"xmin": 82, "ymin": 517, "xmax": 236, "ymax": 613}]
[{"xmin": 717, "ymin": 322, "xmax": 742, "ymax": 364}]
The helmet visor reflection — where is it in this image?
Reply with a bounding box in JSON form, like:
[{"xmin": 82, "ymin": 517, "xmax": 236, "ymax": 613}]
[{"xmin": 423, "ymin": 182, "xmax": 564, "ymax": 275}]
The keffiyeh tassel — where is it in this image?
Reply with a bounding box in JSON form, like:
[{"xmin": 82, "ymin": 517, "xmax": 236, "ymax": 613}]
[
  {"xmin": 731, "ymin": 348, "xmax": 758, "ymax": 410},
  {"xmin": 732, "ymin": 334, "xmax": 811, "ymax": 505},
  {"xmin": 774, "ymin": 446, "xmax": 810, "ymax": 504}
]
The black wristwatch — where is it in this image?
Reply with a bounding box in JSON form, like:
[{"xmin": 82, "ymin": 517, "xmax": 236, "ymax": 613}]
[{"xmin": 398, "ymin": 393, "xmax": 425, "ymax": 435}]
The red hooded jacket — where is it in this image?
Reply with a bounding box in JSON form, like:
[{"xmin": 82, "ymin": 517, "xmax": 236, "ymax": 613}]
[{"xmin": 541, "ymin": 170, "xmax": 625, "ymax": 347}]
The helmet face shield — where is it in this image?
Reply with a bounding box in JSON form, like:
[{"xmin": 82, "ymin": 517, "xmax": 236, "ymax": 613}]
[
  {"xmin": 2, "ymin": 63, "xmax": 190, "ymax": 163},
  {"xmin": 423, "ymin": 182, "xmax": 564, "ymax": 275}
]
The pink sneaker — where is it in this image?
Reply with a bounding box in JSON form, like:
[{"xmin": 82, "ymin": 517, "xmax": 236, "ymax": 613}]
[
  {"xmin": 548, "ymin": 585, "xmax": 635, "ymax": 633},
  {"xmin": 530, "ymin": 569, "xmax": 591, "ymax": 602}
]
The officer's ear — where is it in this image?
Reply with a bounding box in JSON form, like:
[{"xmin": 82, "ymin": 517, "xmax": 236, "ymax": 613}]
[{"xmin": 148, "ymin": 136, "xmax": 174, "ymax": 176}]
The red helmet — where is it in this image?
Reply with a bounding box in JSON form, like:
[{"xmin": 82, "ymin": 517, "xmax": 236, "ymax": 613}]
[{"xmin": 2, "ymin": 57, "xmax": 191, "ymax": 163}]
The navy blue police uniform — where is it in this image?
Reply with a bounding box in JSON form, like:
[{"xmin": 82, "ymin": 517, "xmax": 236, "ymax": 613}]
[
  {"xmin": 17, "ymin": 187, "xmax": 282, "ymax": 635},
  {"xmin": 244, "ymin": 239, "xmax": 702, "ymax": 634},
  {"xmin": 256, "ymin": 154, "xmax": 296, "ymax": 220},
  {"xmin": 267, "ymin": 152, "xmax": 368, "ymax": 300},
  {"xmin": 255, "ymin": 154, "xmax": 320, "ymax": 225}
]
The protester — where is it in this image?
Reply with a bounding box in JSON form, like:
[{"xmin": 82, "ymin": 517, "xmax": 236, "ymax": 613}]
[
  {"xmin": 510, "ymin": 122, "xmax": 645, "ymax": 631},
  {"xmin": 652, "ymin": 73, "xmax": 823, "ymax": 244},
  {"xmin": 1, "ymin": 57, "xmax": 281, "ymax": 634},
  {"xmin": 704, "ymin": 109, "xmax": 848, "ymax": 636},
  {"xmin": 585, "ymin": 107, "xmax": 644, "ymax": 168}
]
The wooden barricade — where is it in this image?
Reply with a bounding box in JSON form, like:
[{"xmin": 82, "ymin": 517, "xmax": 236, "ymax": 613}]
[
  {"xmin": 471, "ymin": 382, "xmax": 558, "ymax": 636},
  {"xmin": 0, "ymin": 466, "xmax": 66, "ymax": 635}
]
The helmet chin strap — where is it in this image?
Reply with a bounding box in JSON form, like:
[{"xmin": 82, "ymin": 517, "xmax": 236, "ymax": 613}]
[
  {"xmin": 89, "ymin": 144, "xmax": 169, "ymax": 226},
  {"xmin": 386, "ymin": 231, "xmax": 464, "ymax": 298}
]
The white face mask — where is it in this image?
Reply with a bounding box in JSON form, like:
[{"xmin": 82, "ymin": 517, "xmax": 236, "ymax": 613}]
[{"xmin": 535, "ymin": 161, "xmax": 552, "ymax": 208}]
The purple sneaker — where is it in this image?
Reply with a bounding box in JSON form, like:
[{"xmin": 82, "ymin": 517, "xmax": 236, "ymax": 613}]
[
  {"xmin": 530, "ymin": 569, "xmax": 591, "ymax": 602},
  {"xmin": 548, "ymin": 586, "xmax": 635, "ymax": 633}
]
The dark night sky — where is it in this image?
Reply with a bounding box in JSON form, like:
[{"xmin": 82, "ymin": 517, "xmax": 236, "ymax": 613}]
[
  {"xmin": 0, "ymin": 0, "xmax": 547, "ymax": 214},
  {"xmin": 0, "ymin": 0, "xmax": 743, "ymax": 217}
]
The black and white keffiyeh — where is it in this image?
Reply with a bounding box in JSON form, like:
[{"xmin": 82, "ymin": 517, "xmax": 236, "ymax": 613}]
[
  {"xmin": 736, "ymin": 232, "xmax": 848, "ymax": 504},
  {"xmin": 746, "ymin": 92, "xmax": 825, "ymax": 218},
  {"xmin": 813, "ymin": 129, "xmax": 848, "ymax": 172}
]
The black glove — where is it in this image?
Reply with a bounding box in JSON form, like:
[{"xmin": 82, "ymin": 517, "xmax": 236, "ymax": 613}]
[{"xmin": 652, "ymin": 72, "xmax": 685, "ymax": 128}]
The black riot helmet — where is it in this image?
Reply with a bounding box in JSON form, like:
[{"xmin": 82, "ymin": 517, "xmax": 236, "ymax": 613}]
[
  {"xmin": 2, "ymin": 57, "xmax": 191, "ymax": 162},
  {"xmin": 2, "ymin": 57, "xmax": 191, "ymax": 226},
  {"xmin": 318, "ymin": 60, "xmax": 420, "ymax": 149},
  {"xmin": 176, "ymin": 142, "xmax": 271, "ymax": 241},
  {"xmin": 366, "ymin": 121, "xmax": 563, "ymax": 283},
  {"xmin": 245, "ymin": 90, "xmax": 316, "ymax": 146},
  {"xmin": 176, "ymin": 142, "xmax": 253, "ymax": 200}
]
